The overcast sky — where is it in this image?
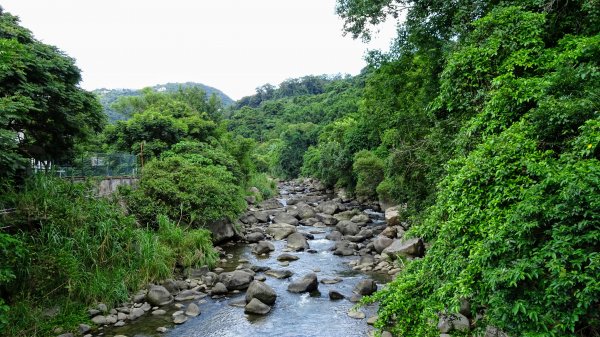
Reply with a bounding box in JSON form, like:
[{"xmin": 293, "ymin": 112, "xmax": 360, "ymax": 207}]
[{"xmin": 2, "ymin": 0, "xmax": 397, "ymax": 100}]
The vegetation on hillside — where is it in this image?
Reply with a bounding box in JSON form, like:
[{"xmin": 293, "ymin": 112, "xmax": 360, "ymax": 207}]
[{"xmin": 227, "ymin": 0, "xmax": 600, "ymax": 335}]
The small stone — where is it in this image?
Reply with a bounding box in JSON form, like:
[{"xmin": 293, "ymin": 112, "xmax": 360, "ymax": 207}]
[
  {"xmin": 114, "ymin": 321, "xmax": 126, "ymax": 327},
  {"xmin": 382, "ymin": 332, "xmax": 393, "ymax": 337},
  {"xmin": 244, "ymin": 298, "xmax": 271, "ymax": 315},
  {"xmin": 97, "ymin": 303, "xmax": 108, "ymax": 313},
  {"xmin": 152, "ymin": 309, "xmax": 166, "ymax": 315},
  {"xmin": 367, "ymin": 315, "xmax": 378, "ymax": 325},
  {"xmin": 347, "ymin": 309, "xmax": 366, "ymax": 319},
  {"xmin": 173, "ymin": 312, "xmax": 188, "ymax": 324},
  {"xmin": 91, "ymin": 315, "xmax": 107, "ymax": 325},
  {"xmin": 117, "ymin": 312, "xmax": 127, "ymax": 321},
  {"xmin": 156, "ymin": 327, "xmax": 168, "ymax": 333},
  {"xmin": 129, "ymin": 307, "xmax": 145, "ymax": 320},
  {"xmin": 78, "ymin": 324, "xmax": 91, "ymax": 334},
  {"xmin": 56, "ymin": 334, "xmax": 73, "ymax": 337},
  {"xmin": 185, "ymin": 303, "xmax": 200, "ymax": 317},
  {"xmin": 211, "ymin": 282, "xmax": 228, "ymax": 295}
]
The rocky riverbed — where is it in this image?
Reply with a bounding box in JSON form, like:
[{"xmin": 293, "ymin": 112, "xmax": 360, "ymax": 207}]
[{"xmin": 75, "ymin": 179, "xmax": 419, "ymax": 337}]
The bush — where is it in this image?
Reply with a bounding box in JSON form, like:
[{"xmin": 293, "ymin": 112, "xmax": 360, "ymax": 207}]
[
  {"xmin": 246, "ymin": 173, "xmax": 277, "ymax": 201},
  {"xmin": 352, "ymin": 150, "xmax": 384, "ymax": 201},
  {"xmin": 125, "ymin": 154, "xmax": 246, "ymax": 229}
]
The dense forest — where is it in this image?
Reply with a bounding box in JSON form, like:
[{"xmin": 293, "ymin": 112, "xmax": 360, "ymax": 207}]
[{"xmin": 1, "ymin": 0, "xmax": 599, "ymax": 336}]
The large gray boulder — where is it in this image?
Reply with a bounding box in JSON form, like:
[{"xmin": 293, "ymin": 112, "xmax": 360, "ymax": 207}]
[
  {"xmin": 146, "ymin": 285, "xmax": 173, "ymax": 306},
  {"xmin": 373, "ymin": 236, "xmax": 394, "ymax": 253},
  {"xmin": 382, "ymin": 238, "xmax": 425, "ymax": 258},
  {"xmin": 287, "ymin": 273, "xmax": 318, "ymax": 293},
  {"xmin": 273, "ymin": 212, "xmax": 299, "ymax": 226},
  {"xmin": 245, "ymin": 281, "xmax": 277, "ymax": 305},
  {"xmin": 318, "ymin": 201, "xmax": 340, "ymax": 215},
  {"xmin": 286, "ymin": 232, "xmax": 309, "ymax": 251},
  {"xmin": 259, "ymin": 199, "xmax": 284, "ymax": 210},
  {"xmin": 205, "ymin": 219, "xmax": 237, "ymax": 244},
  {"xmin": 253, "ymin": 240, "xmax": 275, "ymax": 255},
  {"xmin": 296, "ymin": 205, "xmax": 316, "ymax": 219},
  {"xmin": 266, "ymin": 223, "xmax": 296, "ymax": 240},
  {"xmin": 336, "ymin": 220, "xmax": 360, "ymax": 236},
  {"xmin": 218, "ymin": 270, "xmax": 254, "ymax": 290},
  {"xmin": 253, "ymin": 211, "xmax": 269, "ymax": 223},
  {"xmin": 246, "ymin": 231, "xmax": 265, "ymax": 243},
  {"xmin": 316, "ymin": 213, "xmax": 338, "ymax": 226},
  {"xmin": 384, "ymin": 206, "xmax": 402, "ymax": 227},
  {"xmin": 333, "ymin": 240, "xmax": 355, "ymax": 256},
  {"xmin": 353, "ymin": 279, "xmax": 377, "ymax": 296},
  {"xmin": 265, "ymin": 269, "xmax": 293, "ymax": 279},
  {"xmin": 325, "ymin": 230, "xmax": 343, "ymax": 241},
  {"xmin": 244, "ymin": 298, "xmax": 271, "ymax": 315}
]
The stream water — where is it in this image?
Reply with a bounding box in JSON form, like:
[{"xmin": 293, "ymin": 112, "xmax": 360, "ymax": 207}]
[{"xmin": 101, "ymin": 186, "xmax": 390, "ymax": 337}]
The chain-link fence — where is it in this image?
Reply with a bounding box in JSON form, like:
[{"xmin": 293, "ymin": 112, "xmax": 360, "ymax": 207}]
[{"xmin": 37, "ymin": 153, "xmax": 139, "ymax": 178}]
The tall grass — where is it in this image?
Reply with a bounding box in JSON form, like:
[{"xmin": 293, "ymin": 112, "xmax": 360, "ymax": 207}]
[{"xmin": 0, "ymin": 175, "xmax": 217, "ymax": 336}]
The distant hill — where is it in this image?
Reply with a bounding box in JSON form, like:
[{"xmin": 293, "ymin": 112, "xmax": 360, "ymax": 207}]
[{"xmin": 93, "ymin": 82, "xmax": 234, "ymax": 123}]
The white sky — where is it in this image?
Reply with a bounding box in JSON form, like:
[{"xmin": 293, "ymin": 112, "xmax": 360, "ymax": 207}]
[{"xmin": 2, "ymin": 0, "xmax": 398, "ymax": 100}]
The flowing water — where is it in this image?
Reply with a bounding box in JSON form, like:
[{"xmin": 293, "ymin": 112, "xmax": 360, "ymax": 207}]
[{"xmin": 101, "ymin": 188, "xmax": 389, "ymax": 337}]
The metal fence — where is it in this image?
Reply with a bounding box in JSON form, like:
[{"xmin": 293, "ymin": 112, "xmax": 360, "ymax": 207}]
[{"xmin": 35, "ymin": 152, "xmax": 139, "ymax": 178}]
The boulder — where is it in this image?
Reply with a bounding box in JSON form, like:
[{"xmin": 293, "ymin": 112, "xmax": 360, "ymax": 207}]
[
  {"xmin": 373, "ymin": 236, "xmax": 394, "ymax": 253},
  {"xmin": 175, "ymin": 289, "xmax": 204, "ymax": 301},
  {"xmin": 146, "ymin": 285, "xmax": 173, "ymax": 307},
  {"xmin": 380, "ymin": 226, "xmax": 398, "ymax": 239},
  {"xmin": 273, "ymin": 212, "xmax": 299, "ymax": 226},
  {"xmin": 205, "ymin": 219, "xmax": 237, "ymax": 244},
  {"xmin": 172, "ymin": 311, "xmax": 187, "ymax": 324},
  {"xmin": 286, "ymin": 232, "xmax": 309, "ymax": 251},
  {"xmin": 266, "ymin": 223, "xmax": 296, "ymax": 240},
  {"xmin": 351, "ymin": 213, "xmax": 370, "ymax": 223},
  {"xmin": 382, "ymin": 238, "xmax": 425, "ymax": 258},
  {"xmin": 259, "ymin": 199, "xmax": 283, "ymax": 210},
  {"xmin": 246, "ymin": 232, "xmax": 265, "ymax": 243},
  {"xmin": 211, "ymin": 282, "xmax": 228, "ymax": 295},
  {"xmin": 438, "ymin": 313, "xmax": 470, "ymax": 333},
  {"xmin": 287, "ymin": 273, "xmax": 318, "ymax": 293},
  {"xmin": 296, "ymin": 205, "xmax": 316, "ymax": 219},
  {"xmin": 318, "ymin": 201, "xmax": 340, "ymax": 215},
  {"xmin": 185, "ymin": 303, "xmax": 200, "ymax": 317},
  {"xmin": 329, "ymin": 290, "xmax": 345, "ymax": 300},
  {"xmin": 316, "ymin": 213, "xmax": 338, "ymax": 226},
  {"xmin": 384, "ymin": 206, "xmax": 403, "ymax": 227},
  {"xmin": 353, "ymin": 279, "xmax": 377, "ymax": 296},
  {"xmin": 265, "ymin": 269, "xmax": 293, "ymax": 279},
  {"xmin": 336, "ymin": 220, "xmax": 360, "ymax": 236},
  {"xmin": 276, "ymin": 253, "xmax": 299, "ymax": 261},
  {"xmin": 325, "ymin": 230, "xmax": 343, "ymax": 241},
  {"xmin": 332, "ymin": 241, "xmax": 355, "ymax": 256},
  {"xmin": 218, "ymin": 270, "xmax": 254, "ymax": 290},
  {"xmin": 253, "ymin": 211, "xmax": 269, "ymax": 223},
  {"xmin": 245, "ymin": 281, "xmax": 277, "ymax": 305},
  {"xmin": 244, "ymin": 298, "xmax": 271, "ymax": 315},
  {"xmin": 253, "ymin": 240, "xmax": 275, "ymax": 255}
]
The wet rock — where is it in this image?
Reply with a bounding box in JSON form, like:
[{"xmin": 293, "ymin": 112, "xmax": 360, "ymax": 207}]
[
  {"xmin": 157, "ymin": 327, "xmax": 168, "ymax": 333},
  {"xmin": 250, "ymin": 265, "xmax": 271, "ymax": 273},
  {"xmin": 384, "ymin": 205, "xmax": 403, "ymax": 226},
  {"xmin": 253, "ymin": 240, "xmax": 275, "ymax": 255},
  {"xmin": 347, "ymin": 309, "xmax": 366, "ymax": 319},
  {"xmin": 333, "ymin": 241, "xmax": 355, "ymax": 256},
  {"xmin": 218, "ymin": 270, "xmax": 254, "ymax": 290},
  {"xmin": 244, "ymin": 298, "xmax": 271, "ymax": 315},
  {"xmin": 367, "ymin": 315, "xmax": 378, "ymax": 325},
  {"xmin": 151, "ymin": 309, "xmax": 166, "ymax": 315},
  {"xmin": 185, "ymin": 303, "xmax": 200, "ymax": 317},
  {"xmin": 382, "ymin": 238, "xmax": 425, "ymax": 258},
  {"xmin": 320, "ymin": 277, "xmax": 342, "ymax": 284},
  {"xmin": 297, "ymin": 205, "xmax": 316, "ymax": 219},
  {"xmin": 287, "ymin": 273, "xmax": 318, "ymax": 293},
  {"xmin": 316, "ymin": 213, "xmax": 338, "ymax": 226},
  {"xmin": 273, "ymin": 212, "xmax": 299, "ymax": 226},
  {"xmin": 329, "ymin": 290, "xmax": 345, "ymax": 300},
  {"xmin": 206, "ymin": 219, "xmax": 237, "ymax": 244},
  {"xmin": 373, "ymin": 236, "xmax": 394, "ymax": 253},
  {"xmin": 277, "ymin": 253, "xmax": 299, "ymax": 261},
  {"xmin": 246, "ymin": 232, "xmax": 265, "ymax": 243},
  {"xmin": 211, "ymin": 282, "xmax": 228, "ymax": 295},
  {"xmin": 175, "ymin": 289, "xmax": 204, "ymax": 301},
  {"xmin": 286, "ymin": 232, "xmax": 309, "ymax": 251},
  {"xmin": 353, "ymin": 279, "xmax": 377, "ymax": 296},
  {"xmin": 266, "ymin": 223, "xmax": 296, "ymax": 240},
  {"xmin": 351, "ymin": 213, "xmax": 370, "ymax": 223},
  {"xmin": 325, "ymin": 230, "xmax": 343, "ymax": 241},
  {"xmin": 172, "ymin": 311, "xmax": 187, "ymax": 324},
  {"xmin": 245, "ymin": 281, "xmax": 277, "ymax": 305},
  {"xmin": 336, "ymin": 220, "xmax": 360, "ymax": 236},
  {"xmin": 146, "ymin": 285, "xmax": 173, "ymax": 306},
  {"xmin": 318, "ymin": 201, "xmax": 340, "ymax": 215},
  {"xmin": 265, "ymin": 269, "xmax": 293, "ymax": 279}
]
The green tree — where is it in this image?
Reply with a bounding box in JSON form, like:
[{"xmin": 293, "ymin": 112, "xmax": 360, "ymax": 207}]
[{"xmin": 0, "ymin": 10, "xmax": 103, "ymax": 181}]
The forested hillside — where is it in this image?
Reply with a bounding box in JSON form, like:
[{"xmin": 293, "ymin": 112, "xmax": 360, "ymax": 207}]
[
  {"xmin": 228, "ymin": 0, "xmax": 600, "ymax": 336},
  {"xmin": 95, "ymin": 82, "xmax": 234, "ymax": 123}
]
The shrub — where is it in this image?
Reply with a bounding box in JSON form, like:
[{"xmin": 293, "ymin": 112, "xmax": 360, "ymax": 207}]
[{"xmin": 352, "ymin": 150, "xmax": 384, "ymax": 201}]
